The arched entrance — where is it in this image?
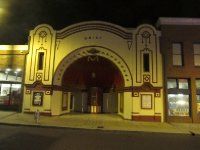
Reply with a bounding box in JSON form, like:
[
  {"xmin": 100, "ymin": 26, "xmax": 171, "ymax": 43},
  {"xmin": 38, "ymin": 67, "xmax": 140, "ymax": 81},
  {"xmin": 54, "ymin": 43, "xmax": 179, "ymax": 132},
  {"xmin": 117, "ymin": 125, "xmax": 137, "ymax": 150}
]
[
  {"xmin": 62, "ymin": 56, "xmax": 124, "ymax": 113},
  {"xmin": 53, "ymin": 46, "xmax": 133, "ymax": 115}
]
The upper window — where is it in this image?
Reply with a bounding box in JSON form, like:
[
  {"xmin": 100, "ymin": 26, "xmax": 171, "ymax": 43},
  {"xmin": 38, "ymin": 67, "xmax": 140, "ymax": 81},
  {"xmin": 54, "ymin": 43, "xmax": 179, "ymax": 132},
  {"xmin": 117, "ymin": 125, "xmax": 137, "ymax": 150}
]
[
  {"xmin": 193, "ymin": 44, "xmax": 200, "ymax": 66},
  {"xmin": 172, "ymin": 43, "xmax": 183, "ymax": 66},
  {"xmin": 38, "ymin": 52, "xmax": 44, "ymax": 70},
  {"xmin": 143, "ymin": 53, "xmax": 150, "ymax": 72}
]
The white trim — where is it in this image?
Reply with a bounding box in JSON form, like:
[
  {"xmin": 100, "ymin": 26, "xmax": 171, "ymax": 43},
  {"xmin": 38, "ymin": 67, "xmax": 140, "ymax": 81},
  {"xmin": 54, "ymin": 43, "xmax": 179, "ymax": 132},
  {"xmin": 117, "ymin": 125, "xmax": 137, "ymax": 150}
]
[{"xmin": 157, "ymin": 17, "xmax": 200, "ymax": 26}]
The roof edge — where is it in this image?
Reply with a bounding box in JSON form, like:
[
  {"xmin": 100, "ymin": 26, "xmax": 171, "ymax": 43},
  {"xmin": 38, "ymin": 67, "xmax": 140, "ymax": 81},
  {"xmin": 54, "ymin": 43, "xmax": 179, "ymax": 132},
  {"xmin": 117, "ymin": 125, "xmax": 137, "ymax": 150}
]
[{"xmin": 157, "ymin": 17, "xmax": 200, "ymax": 26}]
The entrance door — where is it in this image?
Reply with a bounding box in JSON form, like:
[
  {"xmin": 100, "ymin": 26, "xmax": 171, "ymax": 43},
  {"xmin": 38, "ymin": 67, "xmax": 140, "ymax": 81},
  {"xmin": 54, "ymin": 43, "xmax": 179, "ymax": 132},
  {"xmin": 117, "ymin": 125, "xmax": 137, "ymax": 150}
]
[
  {"xmin": 88, "ymin": 87, "xmax": 102, "ymax": 113},
  {"xmin": 73, "ymin": 92, "xmax": 88, "ymax": 112},
  {"xmin": 103, "ymin": 93, "xmax": 118, "ymax": 113}
]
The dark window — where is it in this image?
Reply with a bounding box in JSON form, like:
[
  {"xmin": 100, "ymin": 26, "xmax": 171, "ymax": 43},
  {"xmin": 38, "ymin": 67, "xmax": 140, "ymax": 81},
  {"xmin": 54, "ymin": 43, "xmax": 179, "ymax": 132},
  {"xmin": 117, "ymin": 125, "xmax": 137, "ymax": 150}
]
[
  {"xmin": 38, "ymin": 52, "xmax": 44, "ymax": 70},
  {"xmin": 143, "ymin": 53, "xmax": 149, "ymax": 72},
  {"xmin": 70, "ymin": 94, "xmax": 74, "ymax": 110}
]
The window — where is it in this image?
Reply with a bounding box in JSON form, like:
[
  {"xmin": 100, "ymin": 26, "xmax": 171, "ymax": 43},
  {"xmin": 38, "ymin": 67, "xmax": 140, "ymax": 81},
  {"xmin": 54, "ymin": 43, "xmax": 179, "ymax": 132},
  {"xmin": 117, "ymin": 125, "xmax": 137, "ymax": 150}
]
[
  {"xmin": 167, "ymin": 79, "xmax": 177, "ymax": 89},
  {"xmin": 168, "ymin": 94, "xmax": 190, "ymax": 116},
  {"xmin": 196, "ymin": 79, "xmax": 200, "ymax": 90},
  {"xmin": 70, "ymin": 94, "xmax": 74, "ymax": 110},
  {"xmin": 38, "ymin": 52, "xmax": 44, "ymax": 70},
  {"xmin": 0, "ymin": 84, "xmax": 21, "ymax": 106},
  {"xmin": 143, "ymin": 53, "xmax": 150, "ymax": 72},
  {"xmin": 167, "ymin": 78, "xmax": 190, "ymax": 116},
  {"xmin": 195, "ymin": 79, "xmax": 200, "ymax": 113},
  {"xmin": 193, "ymin": 44, "xmax": 200, "ymax": 66},
  {"xmin": 0, "ymin": 68, "xmax": 22, "ymax": 109},
  {"xmin": 172, "ymin": 43, "xmax": 183, "ymax": 66},
  {"xmin": 167, "ymin": 79, "xmax": 189, "ymax": 90},
  {"xmin": 178, "ymin": 79, "xmax": 189, "ymax": 89}
]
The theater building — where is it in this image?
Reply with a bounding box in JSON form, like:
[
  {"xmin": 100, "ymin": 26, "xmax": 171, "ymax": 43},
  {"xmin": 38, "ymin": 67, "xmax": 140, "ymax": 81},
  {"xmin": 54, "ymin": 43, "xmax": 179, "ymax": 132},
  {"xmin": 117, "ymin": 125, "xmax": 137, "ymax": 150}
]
[{"xmin": 20, "ymin": 21, "xmax": 163, "ymax": 122}]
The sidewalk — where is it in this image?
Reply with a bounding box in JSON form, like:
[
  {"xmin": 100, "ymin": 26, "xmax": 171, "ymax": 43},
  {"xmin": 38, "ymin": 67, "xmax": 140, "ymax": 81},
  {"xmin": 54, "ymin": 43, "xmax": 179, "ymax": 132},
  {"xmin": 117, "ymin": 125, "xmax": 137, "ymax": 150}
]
[{"xmin": 0, "ymin": 111, "xmax": 200, "ymax": 135}]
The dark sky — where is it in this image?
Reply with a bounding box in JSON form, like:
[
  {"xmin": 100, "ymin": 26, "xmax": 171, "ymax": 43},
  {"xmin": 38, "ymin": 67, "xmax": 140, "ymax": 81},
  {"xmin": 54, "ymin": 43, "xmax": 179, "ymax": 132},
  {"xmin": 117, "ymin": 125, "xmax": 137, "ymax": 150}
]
[{"xmin": 0, "ymin": 0, "xmax": 200, "ymax": 44}]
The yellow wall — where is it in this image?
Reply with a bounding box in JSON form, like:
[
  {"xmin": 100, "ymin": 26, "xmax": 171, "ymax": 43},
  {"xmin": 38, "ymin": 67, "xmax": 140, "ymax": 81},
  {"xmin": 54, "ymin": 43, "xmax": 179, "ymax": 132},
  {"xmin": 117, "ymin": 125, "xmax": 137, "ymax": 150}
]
[{"xmin": 22, "ymin": 21, "xmax": 163, "ymax": 121}]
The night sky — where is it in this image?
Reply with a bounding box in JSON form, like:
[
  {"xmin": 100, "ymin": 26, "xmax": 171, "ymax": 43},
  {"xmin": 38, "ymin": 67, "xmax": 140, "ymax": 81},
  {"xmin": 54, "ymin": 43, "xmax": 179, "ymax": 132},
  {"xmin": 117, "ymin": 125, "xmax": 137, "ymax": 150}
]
[{"xmin": 0, "ymin": 0, "xmax": 200, "ymax": 44}]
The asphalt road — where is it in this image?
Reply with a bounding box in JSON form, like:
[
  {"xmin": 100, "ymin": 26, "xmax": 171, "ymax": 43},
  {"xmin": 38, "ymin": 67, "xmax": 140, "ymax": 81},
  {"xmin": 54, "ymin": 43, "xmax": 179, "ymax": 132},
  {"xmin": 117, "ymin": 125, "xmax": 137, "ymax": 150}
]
[{"xmin": 0, "ymin": 125, "xmax": 199, "ymax": 150}]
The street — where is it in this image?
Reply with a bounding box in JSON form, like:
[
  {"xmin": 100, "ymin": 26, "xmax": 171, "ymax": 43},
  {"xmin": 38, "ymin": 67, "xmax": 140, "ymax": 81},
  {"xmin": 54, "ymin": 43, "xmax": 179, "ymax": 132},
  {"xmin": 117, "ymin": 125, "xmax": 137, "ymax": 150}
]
[{"xmin": 0, "ymin": 125, "xmax": 199, "ymax": 150}]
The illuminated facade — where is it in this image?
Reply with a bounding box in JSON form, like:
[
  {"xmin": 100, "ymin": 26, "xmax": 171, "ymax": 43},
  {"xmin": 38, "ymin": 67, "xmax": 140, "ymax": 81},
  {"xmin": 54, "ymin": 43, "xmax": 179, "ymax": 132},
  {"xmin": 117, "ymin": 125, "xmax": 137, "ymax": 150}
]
[
  {"xmin": 3, "ymin": 18, "xmax": 200, "ymax": 123},
  {"xmin": 21, "ymin": 22, "xmax": 163, "ymax": 122}
]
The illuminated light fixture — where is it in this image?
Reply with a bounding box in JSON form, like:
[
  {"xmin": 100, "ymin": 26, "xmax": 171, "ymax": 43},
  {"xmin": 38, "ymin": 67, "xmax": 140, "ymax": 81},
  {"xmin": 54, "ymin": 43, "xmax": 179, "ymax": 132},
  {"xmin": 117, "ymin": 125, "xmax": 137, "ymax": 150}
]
[
  {"xmin": 176, "ymin": 100, "xmax": 187, "ymax": 106},
  {"xmin": 5, "ymin": 68, "xmax": 11, "ymax": 72},
  {"xmin": 16, "ymin": 68, "xmax": 21, "ymax": 72},
  {"xmin": 5, "ymin": 68, "xmax": 11, "ymax": 74}
]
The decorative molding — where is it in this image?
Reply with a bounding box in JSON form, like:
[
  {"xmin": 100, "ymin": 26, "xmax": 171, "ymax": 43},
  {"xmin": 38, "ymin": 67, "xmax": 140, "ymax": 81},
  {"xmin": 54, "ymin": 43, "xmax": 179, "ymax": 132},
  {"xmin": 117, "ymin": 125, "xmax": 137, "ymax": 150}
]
[
  {"xmin": 127, "ymin": 40, "xmax": 133, "ymax": 50},
  {"xmin": 87, "ymin": 48, "xmax": 100, "ymax": 54},
  {"xmin": 133, "ymin": 92, "xmax": 139, "ymax": 97},
  {"xmin": 36, "ymin": 73, "xmax": 42, "ymax": 81},
  {"xmin": 132, "ymin": 82, "xmax": 162, "ymax": 95},
  {"xmin": 143, "ymin": 74, "xmax": 150, "ymax": 82},
  {"xmin": 155, "ymin": 92, "xmax": 160, "ymax": 97},
  {"xmin": 38, "ymin": 31, "xmax": 47, "ymax": 45},
  {"xmin": 57, "ymin": 22, "xmax": 132, "ymax": 40},
  {"xmin": 25, "ymin": 89, "xmax": 31, "ymax": 94},
  {"xmin": 25, "ymin": 81, "xmax": 53, "ymax": 95},
  {"xmin": 135, "ymin": 25, "xmax": 158, "ymax": 84},
  {"xmin": 84, "ymin": 36, "xmax": 102, "ymax": 40},
  {"xmin": 45, "ymin": 90, "xmax": 52, "ymax": 95}
]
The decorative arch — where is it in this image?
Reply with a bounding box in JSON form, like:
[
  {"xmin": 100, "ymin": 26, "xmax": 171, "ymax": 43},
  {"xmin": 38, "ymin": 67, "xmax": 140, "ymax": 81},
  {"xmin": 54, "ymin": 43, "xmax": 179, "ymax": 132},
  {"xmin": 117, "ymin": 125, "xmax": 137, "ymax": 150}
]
[{"xmin": 53, "ymin": 46, "xmax": 133, "ymax": 87}]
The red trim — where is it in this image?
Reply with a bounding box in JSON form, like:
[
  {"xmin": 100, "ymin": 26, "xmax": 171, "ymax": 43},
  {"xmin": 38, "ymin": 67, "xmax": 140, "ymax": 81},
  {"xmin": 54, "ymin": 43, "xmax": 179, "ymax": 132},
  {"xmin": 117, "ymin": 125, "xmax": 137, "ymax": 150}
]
[{"xmin": 132, "ymin": 115, "xmax": 161, "ymax": 122}]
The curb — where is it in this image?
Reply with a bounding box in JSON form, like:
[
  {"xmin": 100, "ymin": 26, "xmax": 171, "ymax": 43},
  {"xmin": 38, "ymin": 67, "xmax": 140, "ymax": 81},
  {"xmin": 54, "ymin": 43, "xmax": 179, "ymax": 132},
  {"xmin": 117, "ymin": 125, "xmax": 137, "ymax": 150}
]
[{"xmin": 0, "ymin": 122, "xmax": 192, "ymax": 135}]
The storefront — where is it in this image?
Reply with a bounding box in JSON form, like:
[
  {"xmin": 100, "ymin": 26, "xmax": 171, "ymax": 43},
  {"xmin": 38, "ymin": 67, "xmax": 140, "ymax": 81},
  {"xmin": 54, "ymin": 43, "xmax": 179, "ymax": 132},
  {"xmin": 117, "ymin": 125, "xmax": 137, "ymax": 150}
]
[
  {"xmin": 0, "ymin": 45, "xmax": 28, "ymax": 111},
  {"xmin": 158, "ymin": 17, "xmax": 200, "ymax": 123}
]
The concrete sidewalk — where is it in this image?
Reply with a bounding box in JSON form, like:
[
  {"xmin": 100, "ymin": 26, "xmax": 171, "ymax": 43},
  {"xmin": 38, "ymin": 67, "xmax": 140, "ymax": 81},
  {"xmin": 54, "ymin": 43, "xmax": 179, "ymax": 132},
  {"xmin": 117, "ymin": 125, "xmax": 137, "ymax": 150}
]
[{"xmin": 0, "ymin": 111, "xmax": 200, "ymax": 135}]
